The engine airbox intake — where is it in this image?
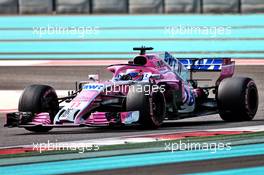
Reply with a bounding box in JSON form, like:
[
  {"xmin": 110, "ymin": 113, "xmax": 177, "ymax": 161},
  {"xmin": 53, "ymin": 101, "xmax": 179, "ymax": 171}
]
[{"xmin": 133, "ymin": 56, "xmax": 147, "ymax": 66}]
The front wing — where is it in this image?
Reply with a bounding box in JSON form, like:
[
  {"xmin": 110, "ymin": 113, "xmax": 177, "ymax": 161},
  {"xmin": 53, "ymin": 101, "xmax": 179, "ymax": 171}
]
[{"xmin": 5, "ymin": 111, "xmax": 140, "ymax": 128}]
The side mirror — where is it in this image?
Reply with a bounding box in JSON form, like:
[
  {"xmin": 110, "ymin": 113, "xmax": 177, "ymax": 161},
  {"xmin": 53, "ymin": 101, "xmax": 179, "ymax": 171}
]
[{"xmin": 88, "ymin": 74, "xmax": 99, "ymax": 82}]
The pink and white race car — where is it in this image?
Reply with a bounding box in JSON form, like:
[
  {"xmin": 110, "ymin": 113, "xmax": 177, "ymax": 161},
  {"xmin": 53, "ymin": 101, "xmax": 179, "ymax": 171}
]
[{"xmin": 5, "ymin": 47, "xmax": 259, "ymax": 132}]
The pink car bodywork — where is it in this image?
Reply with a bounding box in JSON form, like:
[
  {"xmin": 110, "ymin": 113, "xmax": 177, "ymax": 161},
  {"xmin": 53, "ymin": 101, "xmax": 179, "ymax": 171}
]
[{"xmin": 6, "ymin": 49, "xmax": 235, "ymax": 129}]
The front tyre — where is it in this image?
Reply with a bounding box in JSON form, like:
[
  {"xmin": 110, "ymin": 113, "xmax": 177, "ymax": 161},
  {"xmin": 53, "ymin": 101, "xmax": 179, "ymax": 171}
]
[
  {"xmin": 126, "ymin": 84, "xmax": 166, "ymax": 129},
  {"xmin": 217, "ymin": 77, "xmax": 258, "ymax": 121},
  {"xmin": 19, "ymin": 84, "xmax": 59, "ymax": 132}
]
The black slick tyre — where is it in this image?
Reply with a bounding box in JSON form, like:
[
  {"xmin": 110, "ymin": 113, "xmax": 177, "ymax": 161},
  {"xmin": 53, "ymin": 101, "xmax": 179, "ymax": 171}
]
[
  {"xmin": 217, "ymin": 77, "xmax": 258, "ymax": 121},
  {"xmin": 19, "ymin": 84, "xmax": 59, "ymax": 132},
  {"xmin": 126, "ymin": 84, "xmax": 166, "ymax": 129}
]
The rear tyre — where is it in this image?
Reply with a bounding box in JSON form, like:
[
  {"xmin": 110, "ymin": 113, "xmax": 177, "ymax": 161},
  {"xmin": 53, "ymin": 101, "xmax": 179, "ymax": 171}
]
[
  {"xmin": 19, "ymin": 84, "xmax": 59, "ymax": 132},
  {"xmin": 126, "ymin": 84, "xmax": 166, "ymax": 129},
  {"xmin": 217, "ymin": 77, "xmax": 258, "ymax": 121}
]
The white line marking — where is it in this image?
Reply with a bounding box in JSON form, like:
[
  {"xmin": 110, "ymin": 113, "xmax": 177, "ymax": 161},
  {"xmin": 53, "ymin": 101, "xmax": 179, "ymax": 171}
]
[
  {"xmin": 0, "ymin": 59, "xmax": 263, "ymax": 66},
  {"xmin": 0, "ymin": 90, "xmax": 68, "ymax": 111},
  {"xmin": 0, "ymin": 60, "xmax": 128, "ymax": 66},
  {"xmin": 208, "ymin": 125, "xmax": 264, "ymax": 132},
  {"xmin": 0, "ymin": 60, "xmax": 49, "ymax": 66}
]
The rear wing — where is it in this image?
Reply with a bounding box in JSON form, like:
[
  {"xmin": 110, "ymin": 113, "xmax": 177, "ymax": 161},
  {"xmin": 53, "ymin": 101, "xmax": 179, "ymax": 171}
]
[
  {"xmin": 178, "ymin": 58, "xmax": 224, "ymax": 71},
  {"xmin": 160, "ymin": 52, "xmax": 235, "ymax": 83},
  {"xmin": 178, "ymin": 58, "xmax": 235, "ymax": 85},
  {"xmin": 161, "ymin": 52, "xmax": 233, "ymax": 71}
]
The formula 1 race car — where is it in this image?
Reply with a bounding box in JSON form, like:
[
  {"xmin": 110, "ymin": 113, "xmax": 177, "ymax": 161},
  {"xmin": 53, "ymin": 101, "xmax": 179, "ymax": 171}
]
[{"xmin": 5, "ymin": 47, "xmax": 259, "ymax": 132}]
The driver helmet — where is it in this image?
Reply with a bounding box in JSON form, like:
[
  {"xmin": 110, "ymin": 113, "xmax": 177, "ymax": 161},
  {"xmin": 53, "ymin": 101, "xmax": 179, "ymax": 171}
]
[{"xmin": 119, "ymin": 69, "xmax": 143, "ymax": 81}]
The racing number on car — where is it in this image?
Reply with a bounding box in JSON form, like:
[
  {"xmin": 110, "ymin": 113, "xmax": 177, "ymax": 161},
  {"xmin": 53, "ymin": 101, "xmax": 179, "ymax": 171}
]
[{"xmin": 142, "ymin": 73, "xmax": 152, "ymax": 81}]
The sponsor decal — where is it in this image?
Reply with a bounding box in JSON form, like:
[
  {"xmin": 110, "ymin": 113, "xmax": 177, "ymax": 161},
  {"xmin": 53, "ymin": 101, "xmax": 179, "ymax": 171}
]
[
  {"xmin": 162, "ymin": 52, "xmax": 189, "ymax": 81},
  {"xmin": 164, "ymin": 52, "xmax": 181, "ymax": 72},
  {"xmin": 60, "ymin": 108, "xmax": 74, "ymax": 120},
  {"xmin": 179, "ymin": 59, "xmax": 222, "ymax": 71},
  {"xmin": 82, "ymin": 84, "xmax": 105, "ymax": 91},
  {"xmin": 124, "ymin": 111, "xmax": 139, "ymax": 124}
]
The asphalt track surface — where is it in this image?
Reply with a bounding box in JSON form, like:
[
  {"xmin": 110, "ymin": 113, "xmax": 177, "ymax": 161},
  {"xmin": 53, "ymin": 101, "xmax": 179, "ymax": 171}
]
[{"xmin": 0, "ymin": 65, "xmax": 263, "ymax": 148}]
